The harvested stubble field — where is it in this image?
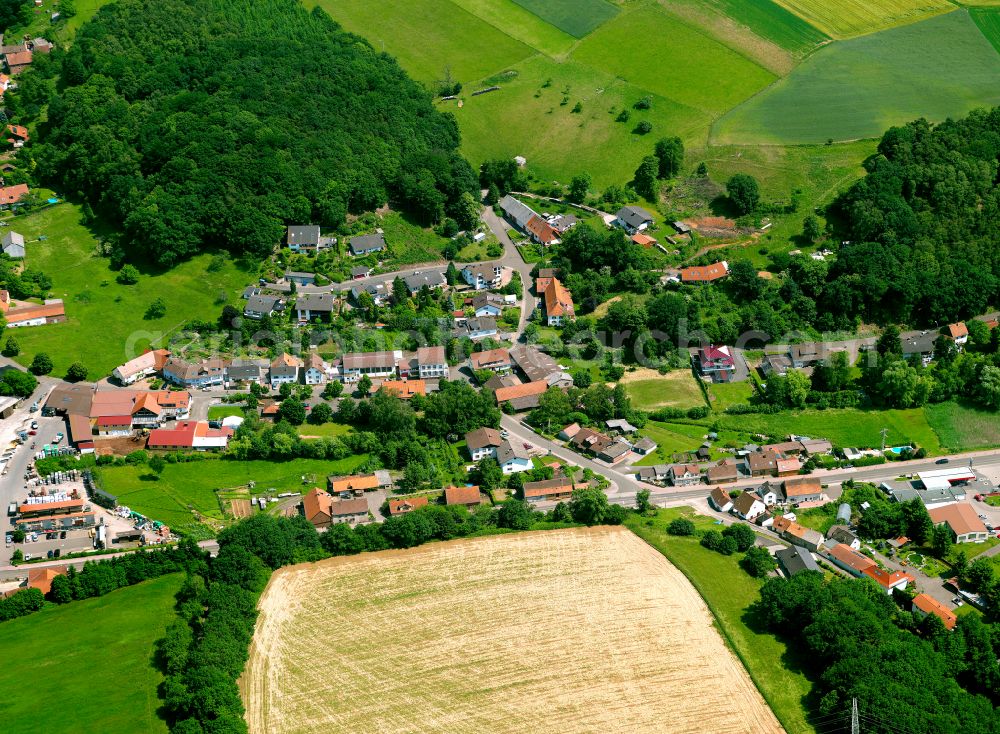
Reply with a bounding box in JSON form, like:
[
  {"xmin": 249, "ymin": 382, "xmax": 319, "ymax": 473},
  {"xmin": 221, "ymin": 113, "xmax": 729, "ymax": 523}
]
[{"xmin": 242, "ymin": 526, "xmax": 783, "ymax": 734}]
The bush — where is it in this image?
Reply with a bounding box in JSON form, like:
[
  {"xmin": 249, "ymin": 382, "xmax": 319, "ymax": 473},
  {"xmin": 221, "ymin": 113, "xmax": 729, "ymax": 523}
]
[
  {"xmin": 116, "ymin": 264, "xmax": 140, "ymax": 285},
  {"xmin": 722, "ymin": 522, "xmax": 756, "ymax": 552},
  {"xmin": 667, "ymin": 517, "xmax": 695, "ymax": 536},
  {"xmin": 29, "ymin": 353, "xmax": 53, "ymax": 376},
  {"xmin": 741, "ymin": 546, "xmax": 777, "ymax": 577},
  {"xmin": 65, "ymin": 362, "xmax": 88, "ymax": 382}
]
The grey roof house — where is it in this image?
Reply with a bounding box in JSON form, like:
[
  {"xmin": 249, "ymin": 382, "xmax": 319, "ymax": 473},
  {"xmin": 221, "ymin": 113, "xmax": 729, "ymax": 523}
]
[
  {"xmin": 499, "ymin": 194, "xmax": 537, "ymax": 231},
  {"xmin": 243, "ymin": 294, "xmax": 285, "ymax": 320},
  {"xmin": 614, "ymin": 206, "xmax": 654, "ymax": 234},
  {"xmin": 349, "ymin": 233, "xmax": 386, "ymax": 257}
]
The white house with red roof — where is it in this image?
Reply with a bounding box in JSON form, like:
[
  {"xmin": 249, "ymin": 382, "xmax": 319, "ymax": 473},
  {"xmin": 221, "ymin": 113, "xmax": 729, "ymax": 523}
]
[{"xmin": 147, "ymin": 420, "xmax": 232, "ymax": 451}]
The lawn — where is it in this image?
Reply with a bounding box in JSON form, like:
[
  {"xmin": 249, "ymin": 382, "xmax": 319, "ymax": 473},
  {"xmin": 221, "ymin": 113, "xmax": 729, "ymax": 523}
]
[
  {"xmin": 770, "ymin": 0, "xmax": 953, "ymax": 38},
  {"xmin": 449, "ymin": 0, "xmax": 576, "ymax": 57},
  {"xmin": 450, "ymin": 54, "xmax": 707, "ymax": 188},
  {"xmin": 572, "ymin": 5, "xmax": 776, "ymax": 115},
  {"xmin": 6, "ymin": 203, "xmax": 252, "ymax": 378},
  {"xmin": 207, "ymin": 405, "xmax": 245, "ymax": 420},
  {"xmin": 622, "ymin": 368, "xmax": 706, "ymax": 410},
  {"xmin": 96, "ymin": 455, "xmax": 368, "ymax": 538},
  {"xmin": 311, "ymin": 0, "xmax": 534, "ymax": 84},
  {"xmin": 626, "ymin": 509, "xmax": 814, "ymax": 734},
  {"xmin": 0, "ymin": 574, "xmax": 182, "ymax": 734},
  {"xmin": 510, "ymin": 0, "xmax": 619, "ymax": 38},
  {"xmin": 713, "ymin": 10, "xmax": 1000, "ymax": 144},
  {"xmin": 297, "ymin": 422, "xmax": 353, "ymax": 439},
  {"xmin": 924, "ymin": 400, "xmax": 1000, "ymax": 452},
  {"xmin": 707, "ymin": 379, "xmax": 755, "ymax": 411},
  {"xmin": 644, "ymin": 407, "xmax": 940, "ymax": 453},
  {"xmin": 633, "ymin": 420, "xmax": 709, "ymax": 465},
  {"xmin": 971, "ymin": 7, "xmax": 1000, "ymax": 52}
]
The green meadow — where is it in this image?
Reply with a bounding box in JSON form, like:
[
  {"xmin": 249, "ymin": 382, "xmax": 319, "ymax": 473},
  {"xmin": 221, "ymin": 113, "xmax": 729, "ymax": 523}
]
[
  {"xmin": 572, "ymin": 5, "xmax": 776, "ymax": 115},
  {"xmin": 510, "ymin": 0, "xmax": 618, "ymax": 38},
  {"xmin": 6, "ymin": 203, "xmax": 251, "ymax": 378},
  {"xmin": 97, "ymin": 456, "xmax": 368, "ymax": 538},
  {"xmin": 713, "ymin": 10, "xmax": 1000, "ymax": 144},
  {"xmin": 450, "ymin": 0, "xmax": 577, "ymax": 56},
  {"xmin": 970, "ymin": 7, "xmax": 1000, "ymax": 53},
  {"xmin": 450, "ymin": 55, "xmax": 707, "ymax": 188},
  {"xmin": 0, "ymin": 574, "xmax": 182, "ymax": 734},
  {"xmin": 312, "ymin": 0, "xmax": 534, "ymax": 83}
]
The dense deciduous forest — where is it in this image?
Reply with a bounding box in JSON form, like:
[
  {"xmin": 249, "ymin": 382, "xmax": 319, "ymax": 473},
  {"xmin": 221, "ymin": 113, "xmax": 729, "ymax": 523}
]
[
  {"xmin": 32, "ymin": 0, "xmax": 476, "ymax": 266},
  {"xmin": 827, "ymin": 109, "xmax": 1000, "ymax": 326},
  {"xmin": 754, "ymin": 572, "xmax": 1000, "ymax": 734}
]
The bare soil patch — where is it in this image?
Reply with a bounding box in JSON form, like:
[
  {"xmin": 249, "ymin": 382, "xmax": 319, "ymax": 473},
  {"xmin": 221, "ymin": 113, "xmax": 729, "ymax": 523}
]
[{"xmin": 241, "ymin": 526, "xmax": 783, "ymax": 734}]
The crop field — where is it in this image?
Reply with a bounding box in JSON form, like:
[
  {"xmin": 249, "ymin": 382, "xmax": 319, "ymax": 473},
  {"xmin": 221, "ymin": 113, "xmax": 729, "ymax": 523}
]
[
  {"xmin": 510, "ymin": 0, "xmax": 618, "ymax": 38},
  {"xmin": 971, "ymin": 7, "xmax": 1000, "ymax": 52},
  {"xmin": 627, "ymin": 509, "xmax": 813, "ymax": 733},
  {"xmin": 924, "ymin": 400, "xmax": 1000, "ymax": 452},
  {"xmin": 770, "ymin": 0, "xmax": 953, "ymax": 38},
  {"xmin": 572, "ymin": 6, "xmax": 776, "ymax": 115},
  {"xmin": 449, "ymin": 0, "xmax": 577, "ymax": 56},
  {"xmin": 5, "ymin": 204, "xmax": 250, "ymax": 378},
  {"xmin": 241, "ymin": 527, "xmax": 783, "ymax": 734},
  {"xmin": 713, "ymin": 10, "xmax": 1000, "ymax": 145},
  {"xmin": 0, "ymin": 574, "xmax": 181, "ymax": 734},
  {"xmin": 97, "ymin": 456, "xmax": 368, "ymax": 538},
  {"xmin": 312, "ymin": 0, "xmax": 534, "ymax": 83},
  {"xmin": 693, "ymin": 0, "xmax": 828, "ymax": 52}
]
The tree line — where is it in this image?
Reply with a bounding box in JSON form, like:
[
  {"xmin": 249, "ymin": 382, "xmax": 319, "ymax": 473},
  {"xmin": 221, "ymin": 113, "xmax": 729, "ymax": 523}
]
[
  {"xmin": 28, "ymin": 0, "xmax": 477, "ymax": 267},
  {"xmin": 0, "ymin": 541, "xmax": 205, "ymax": 623}
]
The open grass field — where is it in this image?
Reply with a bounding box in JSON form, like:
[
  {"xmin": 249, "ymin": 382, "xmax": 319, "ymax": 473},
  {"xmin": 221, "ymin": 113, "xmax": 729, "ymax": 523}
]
[
  {"xmin": 770, "ymin": 0, "xmax": 953, "ymax": 38},
  {"xmin": 709, "ymin": 407, "xmax": 941, "ymax": 452},
  {"xmin": 449, "ymin": 0, "xmax": 577, "ymax": 57},
  {"xmin": 312, "ymin": 0, "xmax": 534, "ymax": 83},
  {"xmin": 451, "ymin": 54, "xmax": 707, "ymax": 188},
  {"xmin": 621, "ymin": 367, "xmax": 706, "ymax": 410},
  {"xmin": 6, "ymin": 203, "xmax": 251, "ymax": 378},
  {"xmin": 0, "ymin": 574, "xmax": 181, "ymax": 734},
  {"xmin": 626, "ymin": 509, "xmax": 813, "ymax": 734},
  {"xmin": 510, "ymin": 0, "xmax": 618, "ymax": 38},
  {"xmin": 924, "ymin": 401, "xmax": 1000, "ymax": 452},
  {"xmin": 970, "ymin": 7, "xmax": 1000, "ymax": 52},
  {"xmin": 97, "ymin": 456, "xmax": 368, "ymax": 538},
  {"xmin": 572, "ymin": 6, "xmax": 776, "ymax": 115},
  {"xmin": 241, "ymin": 526, "xmax": 783, "ymax": 734},
  {"xmin": 713, "ymin": 10, "xmax": 1000, "ymax": 145}
]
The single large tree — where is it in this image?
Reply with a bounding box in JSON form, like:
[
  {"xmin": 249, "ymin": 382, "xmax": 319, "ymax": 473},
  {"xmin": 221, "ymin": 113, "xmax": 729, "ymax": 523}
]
[
  {"xmin": 653, "ymin": 136, "xmax": 684, "ymax": 178},
  {"xmin": 726, "ymin": 173, "xmax": 760, "ymax": 215},
  {"xmin": 633, "ymin": 156, "xmax": 659, "ymax": 201}
]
